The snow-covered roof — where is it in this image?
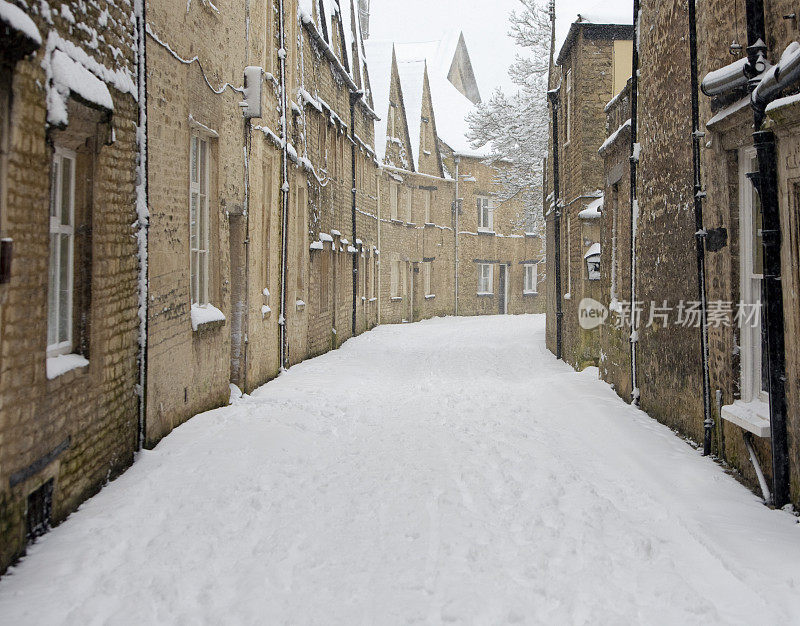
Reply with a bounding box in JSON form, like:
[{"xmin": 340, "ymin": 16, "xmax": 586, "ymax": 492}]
[
  {"xmin": 48, "ymin": 49, "xmax": 114, "ymax": 126},
  {"xmin": 363, "ymin": 39, "xmax": 395, "ymax": 162},
  {"xmin": 556, "ymin": 16, "xmax": 633, "ymax": 66},
  {"xmin": 578, "ymin": 197, "xmax": 603, "ymax": 219},
  {"xmin": 584, "ymin": 242, "xmax": 601, "ymax": 259},
  {"xmin": 0, "ymin": 0, "xmax": 41, "ymax": 46},
  {"xmin": 393, "ymin": 33, "xmax": 488, "ymax": 158},
  {"xmin": 396, "ymin": 59, "xmax": 426, "ymax": 169}
]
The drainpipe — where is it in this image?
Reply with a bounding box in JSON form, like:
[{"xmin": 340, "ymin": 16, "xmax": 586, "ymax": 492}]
[
  {"xmin": 277, "ymin": 0, "xmax": 290, "ymax": 370},
  {"xmin": 134, "ymin": 0, "xmax": 149, "ymax": 450},
  {"xmin": 454, "ymin": 155, "xmax": 460, "ymax": 316},
  {"xmin": 547, "ymin": 87, "xmax": 563, "ymax": 360},
  {"xmin": 377, "ymin": 172, "xmax": 382, "ymax": 323},
  {"xmin": 629, "ymin": 0, "xmax": 640, "ymax": 404},
  {"xmin": 744, "ymin": 0, "xmax": 790, "ymax": 508},
  {"xmin": 687, "ymin": 0, "xmax": 714, "ymax": 454},
  {"xmin": 350, "ymin": 92, "xmax": 359, "ymax": 337}
]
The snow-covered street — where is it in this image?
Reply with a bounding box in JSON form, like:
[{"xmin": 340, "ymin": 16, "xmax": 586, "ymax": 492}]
[{"xmin": 1, "ymin": 315, "xmax": 799, "ymax": 624}]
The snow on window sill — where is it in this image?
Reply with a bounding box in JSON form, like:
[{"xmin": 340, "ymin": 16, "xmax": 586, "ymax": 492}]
[
  {"xmin": 477, "ymin": 229, "xmax": 495, "ymax": 236},
  {"xmin": 261, "ymin": 304, "xmax": 271, "ymax": 318},
  {"xmin": 46, "ymin": 353, "xmax": 89, "ymax": 380},
  {"xmin": 477, "ymin": 292, "xmax": 494, "ymax": 297},
  {"xmin": 368, "ymin": 297, "xmax": 378, "ymax": 302},
  {"xmin": 564, "ymin": 293, "xmax": 572, "ymax": 300},
  {"xmin": 296, "ymin": 299, "xmax": 306, "ymax": 311},
  {"xmin": 191, "ymin": 303, "xmax": 226, "ymax": 331},
  {"xmin": 424, "ymin": 222, "xmax": 435, "ymax": 227},
  {"xmin": 390, "ymin": 296, "xmax": 403, "ymax": 302},
  {"xmin": 425, "ymin": 294, "xmax": 436, "ymax": 300},
  {"xmin": 721, "ymin": 399, "xmax": 771, "ymax": 438},
  {"xmin": 523, "ymin": 290, "xmax": 538, "ymax": 296}
]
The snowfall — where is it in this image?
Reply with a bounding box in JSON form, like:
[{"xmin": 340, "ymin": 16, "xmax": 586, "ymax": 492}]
[{"xmin": 1, "ymin": 315, "xmax": 800, "ymax": 624}]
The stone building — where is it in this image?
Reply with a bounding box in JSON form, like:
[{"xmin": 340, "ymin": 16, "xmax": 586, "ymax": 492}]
[
  {"xmin": 0, "ymin": 0, "xmax": 545, "ymax": 574},
  {"xmin": 0, "ymin": 0, "xmax": 140, "ymax": 572},
  {"xmin": 545, "ymin": 17, "xmax": 633, "ymax": 369},
  {"xmin": 583, "ymin": 0, "xmax": 800, "ymax": 508}
]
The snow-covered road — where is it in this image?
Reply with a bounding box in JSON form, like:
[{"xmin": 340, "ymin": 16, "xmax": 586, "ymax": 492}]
[{"xmin": 1, "ymin": 315, "xmax": 799, "ymax": 624}]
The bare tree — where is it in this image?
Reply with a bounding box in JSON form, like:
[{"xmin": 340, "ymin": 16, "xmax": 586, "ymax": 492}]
[{"xmin": 466, "ymin": 0, "xmax": 550, "ymax": 235}]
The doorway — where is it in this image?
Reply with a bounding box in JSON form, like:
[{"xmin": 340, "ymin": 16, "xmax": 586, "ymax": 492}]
[{"xmin": 498, "ymin": 264, "xmax": 509, "ymax": 315}]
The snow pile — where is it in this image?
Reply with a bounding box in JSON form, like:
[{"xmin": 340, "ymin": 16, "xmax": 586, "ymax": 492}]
[
  {"xmin": 45, "ymin": 353, "xmax": 88, "ymax": 379},
  {"xmin": 578, "ymin": 196, "xmax": 603, "ymax": 219},
  {"xmin": 0, "ymin": 0, "xmax": 41, "ymax": 45},
  {"xmin": 190, "ymin": 303, "xmax": 225, "ymax": 330},
  {"xmin": 3, "ymin": 316, "xmax": 800, "ymax": 623},
  {"xmin": 47, "ymin": 49, "xmax": 114, "ymax": 126}
]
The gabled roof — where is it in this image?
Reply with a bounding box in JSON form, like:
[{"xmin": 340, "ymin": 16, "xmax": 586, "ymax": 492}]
[
  {"xmin": 298, "ymin": 0, "xmax": 369, "ymax": 93},
  {"xmin": 363, "ymin": 39, "xmax": 395, "ymax": 162},
  {"xmin": 396, "ymin": 60, "xmax": 426, "ymax": 170},
  {"xmin": 556, "ymin": 16, "xmax": 634, "ymax": 66},
  {"xmin": 393, "ymin": 32, "xmax": 488, "ymax": 158}
]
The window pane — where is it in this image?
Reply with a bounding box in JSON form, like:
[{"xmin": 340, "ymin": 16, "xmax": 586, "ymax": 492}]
[
  {"xmin": 199, "ymin": 194, "xmax": 207, "ymax": 251},
  {"xmin": 48, "ymin": 234, "xmax": 59, "ymax": 346},
  {"xmin": 191, "ymin": 136, "xmax": 198, "ymax": 184},
  {"xmin": 60, "ymin": 157, "xmax": 72, "ymax": 226},
  {"xmin": 190, "ymin": 193, "xmax": 198, "ymax": 249},
  {"xmin": 50, "ymin": 159, "xmax": 59, "ymax": 218},
  {"xmin": 58, "ymin": 232, "xmax": 71, "ymax": 344},
  {"xmin": 200, "ymin": 140, "xmax": 207, "ymax": 194},
  {"xmin": 752, "ymin": 177, "xmax": 763, "ymax": 275},
  {"xmin": 191, "ymin": 250, "xmax": 198, "ymax": 304},
  {"xmin": 199, "ymin": 250, "xmax": 207, "ymax": 305}
]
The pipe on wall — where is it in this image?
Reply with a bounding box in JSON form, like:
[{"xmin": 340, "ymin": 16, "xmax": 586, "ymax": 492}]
[
  {"xmin": 547, "ymin": 87, "xmax": 563, "ymax": 360},
  {"xmin": 687, "ymin": 0, "xmax": 714, "ymax": 455},
  {"xmin": 277, "ymin": 0, "xmax": 290, "ymax": 370},
  {"xmin": 628, "ymin": 0, "xmax": 641, "ymax": 405}
]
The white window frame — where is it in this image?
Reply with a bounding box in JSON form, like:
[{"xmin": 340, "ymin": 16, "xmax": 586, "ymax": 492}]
[
  {"xmin": 48, "ymin": 146, "xmax": 76, "ymax": 355},
  {"xmin": 565, "ymin": 214, "xmax": 572, "ymax": 296},
  {"xmin": 424, "ymin": 189, "xmax": 432, "ymax": 223},
  {"xmin": 565, "ymin": 68, "xmax": 572, "ymax": 144},
  {"xmin": 739, "ymin": 147, "xmax": 767, "ymax": 404},
  {"xmin": 524, "ymin": 263, "xmax": 538, "ymax": 294},
  {"xmin": 477, "ymin": 196, "xmax": 494, "ymax": 232},
  {"xmin": 423, "ymin": 261, "xmax": 432, "ymax": 296},
  {"xmin": 190, "ymin": 133, "xmax": 211, "ymax": 306},
  {"xmin": 478, "ymin": 263, "xmax": 493, "ymax": 295},
  {"xmin": 390, "ymin": 260, "xmax": 403, "ymax": 299},
  {"xmin": 405, "ymin": 186, "xmax": 413, "ymax": 222},
  {"xmin": 390, "ymin": 182, "xmax": 398, "ymax": 220}
]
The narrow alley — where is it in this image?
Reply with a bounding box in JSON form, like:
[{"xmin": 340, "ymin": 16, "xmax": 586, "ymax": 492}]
[{"xmin": 0, "ymin": 315, "xmax": 798, "ymax": 624}]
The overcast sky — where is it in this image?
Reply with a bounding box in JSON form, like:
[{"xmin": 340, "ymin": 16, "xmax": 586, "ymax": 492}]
[{"xmin": 368, "ymin": 0, "xmax": 633, "ymax": 100}]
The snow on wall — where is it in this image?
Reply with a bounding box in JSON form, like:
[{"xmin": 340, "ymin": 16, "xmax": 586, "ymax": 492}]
[
  {"xmin": 47, "ymin": 48, "xmax": 114, "ymax": 125},
  {"xmin": 0, "ymin": 0, "xmax": 42, "ymax": 45}
]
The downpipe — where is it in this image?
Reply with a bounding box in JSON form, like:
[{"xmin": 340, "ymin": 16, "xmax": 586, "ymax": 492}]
[
  {"xmin": 629, "ymin": 0, "xmax": 640, "ymax": 403},
  {"xmin": 744, "ymin": 0, "xmax": 791, "ymax": 508},
  {"xmin": 688, "ymin": 0, "xmax": 714, "ymax": 454},
  {"xmin": 350, "ymin": 92, "xmax": 358, "ymax": 337},
  {"xmin": 277, "ymin": 0, "xmax": 290, "ymax": 370},
  {"xmin": 454, "ymin": 155, "xmax": 460, "ymax": 316},
  {"xmin": 547, "ymin": 87, "xmax": 563, "ymax": 360}
]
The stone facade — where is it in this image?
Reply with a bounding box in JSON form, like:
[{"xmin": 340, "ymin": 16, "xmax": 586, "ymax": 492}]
[
  {"xmin": 0, "ymin": 0, "xmax": 140, "ymax": 573},
  {"xmin": 0, "ymin": 0, "xmax": 545, "ymax": 575},
  {"xmin": 545, "ymin": 21, "xmax": 633, "ymax": 369},
  {"xmin": 561, "ymin": 2, "xmax": 800, "ymax": 507}
]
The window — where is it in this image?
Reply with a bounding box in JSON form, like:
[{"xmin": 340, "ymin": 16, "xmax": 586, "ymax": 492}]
[
  {"xmin": 477, "ymin": 196, "xmax": 493, "ymax": 231},
  {"xmin": 610, "ymin": 182, "xmax": 619, "ymax": 301},
  {"xmin": 405, "ymin": 187, "xmax": 413, "ymax": 222},
  {"xmin": 370, "ymin": 255, "xmax": 376, "ymax": 298},
  {"xmin": 739, "ymin": 147, "xmax": 767, "ymax": 403},
  {"xmin": 363, "ymin": 253, "xmax": 369, "ymax": 299},
  {"xmin": 390, "ymin": 259, "xmax": 402, "ymax": 298},
  {"xmin": 48, "ymin": 147, "xmax": 76, "ymax": 354},
  {"xmin": 524, "ymin": 263, "xmax": 538, "ymax": 294},
  {"xmin": 296, "ymin": 184, "xmax": 307, "ymax": 293},
  {"xmin": 424, "ymin": 189, "xmax": 432, "ymax": 223},
  {"xmin": 421, "ymin": 120, "xmax": 427, "ymax": 152},
  {"xmin": 423, "ymin": 261, "xmax": 433, "ymax": 296},
  {"xmin": 190, "ymin": 134, "xmax": 210, "ymax": 305},
  {"xmin": 565, "ymin": 68, "xmax": 572, "ymax": 143},
  {"xmin": 478, "ymin": 263, "xmax": 493, "ymax": 294},
  {"xmin": 389, "ymin": 104, "xmax": 396, "ymax": 137},
  {"xmin": 263, "ymin": 159, "xmax": 273, "ymax": 287},
  {"xmin": 318, "ymin": 249, "xmax": 329, "ymax": 313},
  {"xmin": 390, "ymin": 182, "xmax": 399, "ymax": 220},
  {"xmin": 565, "ymin": 214, "xmax": 571, "ymax": 295}
]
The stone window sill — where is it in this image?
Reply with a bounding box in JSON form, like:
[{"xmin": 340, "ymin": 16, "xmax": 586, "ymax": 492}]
[
  {"xmin": 191, "ymin": 303, "xmax": 226, "ymax": 332},
  {"xmin": 477, "ymin": 229, "xmax": 495, "ymax": 236},
  {"xmin": 390, "ymin": 296, "xmax": 403, "ymax": 302},
  {"xmin": 523, "ymin": 290, "xmax": 538, "ymax": 296},
  {"xmin": 721, "ymin": 399, "xmax": 771, "ymax": 438},
  {"xmin": 425, "ymin": 294, "xmax": 436, "ymax": 300},
  {"xmin": 477, "ymin": 292, "xmax": 494, "ymax": 297},
  {"xmin": 46, "ymin": 353, "xmax": 89, "ymax": 380}
]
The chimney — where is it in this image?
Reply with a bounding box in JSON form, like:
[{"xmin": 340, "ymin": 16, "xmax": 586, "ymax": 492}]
[{"xmin": 358, "ymin": 0, "xmax": 370, "ymax": 39}]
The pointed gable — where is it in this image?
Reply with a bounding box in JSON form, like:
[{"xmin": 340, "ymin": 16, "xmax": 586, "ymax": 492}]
[{"xmin": 447, "ymin": 32, "xmax": 481, "ymax": 105}]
